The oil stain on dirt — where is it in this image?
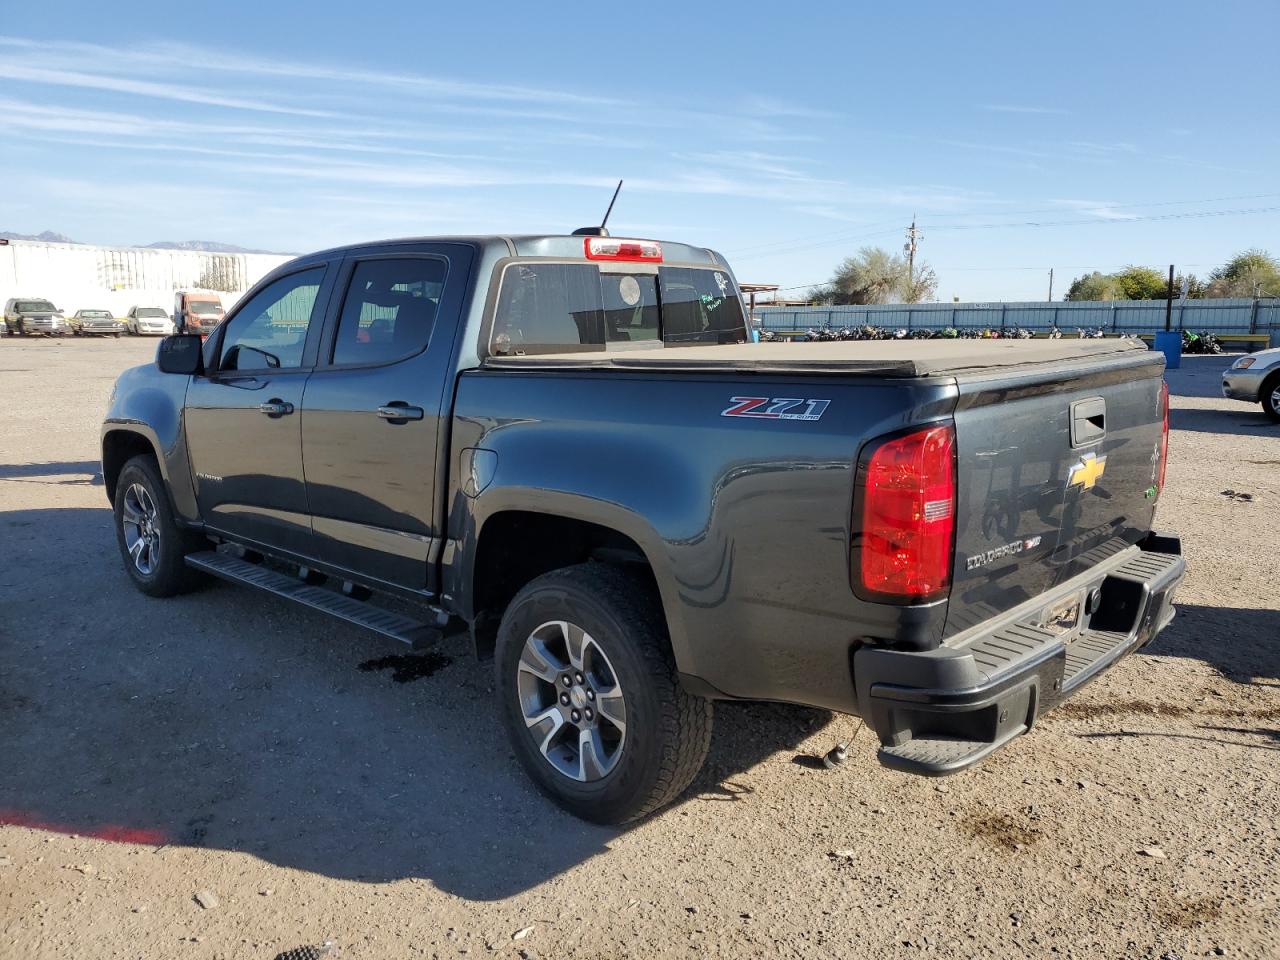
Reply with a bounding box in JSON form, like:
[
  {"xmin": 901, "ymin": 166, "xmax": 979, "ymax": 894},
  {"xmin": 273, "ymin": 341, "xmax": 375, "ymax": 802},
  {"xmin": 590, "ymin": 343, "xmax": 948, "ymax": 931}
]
[
  {"xmin": 358, "ymin": 652, "xmax": 452, "ymax": 683},
  {"xmin": 1052, "ymin": 699, "xmax": 1280, "ymax": 723},
  {"xmin": 1152, "ymin": 894, "xmax": 1224, "ymax": 929},
  {"xmin": 961, "ymin": 812, "xmax": 1043, "ymax": 852}
]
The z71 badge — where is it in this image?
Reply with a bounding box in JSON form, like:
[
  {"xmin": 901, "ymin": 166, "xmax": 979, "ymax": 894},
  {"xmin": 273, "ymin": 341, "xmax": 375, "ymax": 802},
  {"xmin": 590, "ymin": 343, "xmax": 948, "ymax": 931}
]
[{"xmin": 721, "ymin": 396, "xmax": 830, "ymax": 422}]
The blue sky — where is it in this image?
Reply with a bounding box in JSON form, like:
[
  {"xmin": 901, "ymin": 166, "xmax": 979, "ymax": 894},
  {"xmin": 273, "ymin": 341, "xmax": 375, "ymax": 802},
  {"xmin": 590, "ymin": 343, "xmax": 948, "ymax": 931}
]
[{"xmin": 2, "ymin": 1, "xmax": 1278, "ymax": 300}]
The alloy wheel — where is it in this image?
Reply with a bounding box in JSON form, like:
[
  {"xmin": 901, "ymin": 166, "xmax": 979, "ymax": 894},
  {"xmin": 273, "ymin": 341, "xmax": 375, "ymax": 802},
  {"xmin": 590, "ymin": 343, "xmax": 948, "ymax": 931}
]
[
  {"xmin": 121, "ymin": 482, "xmax": 161, "ymax": 576},
  {"xmin": 517, "ymin": 620, "xmax": 627, "ymax": 782}
]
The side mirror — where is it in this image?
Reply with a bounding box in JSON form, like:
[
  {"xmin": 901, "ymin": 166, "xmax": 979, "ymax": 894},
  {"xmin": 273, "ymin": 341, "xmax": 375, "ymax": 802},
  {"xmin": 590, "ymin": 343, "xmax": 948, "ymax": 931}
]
[{"xmin": 156, "ymin": 334, "xmax": 205, "ymax": 375}]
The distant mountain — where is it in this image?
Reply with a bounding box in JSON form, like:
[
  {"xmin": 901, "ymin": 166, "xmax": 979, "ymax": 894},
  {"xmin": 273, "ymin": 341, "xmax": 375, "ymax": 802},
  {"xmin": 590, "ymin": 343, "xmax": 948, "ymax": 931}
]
[
  {"xmin": 145, "ymin": 240, "xmax": 283, "ymax": 254},
  {"xmin": 0, "ymin": 230, "xmax": 79, "ymax": 243},
  {"xmin": 1, "ymin": 231, "xmax": 288, "ymax": 255}
]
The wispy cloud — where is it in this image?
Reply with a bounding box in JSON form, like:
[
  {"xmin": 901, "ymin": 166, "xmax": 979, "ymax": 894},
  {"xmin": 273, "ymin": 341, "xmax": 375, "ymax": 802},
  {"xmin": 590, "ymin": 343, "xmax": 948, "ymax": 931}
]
[
  {"xmin": 1049, "ymin": 199, "xmax": 1139, "ymax": 221},
  {"xmin": 0, "ymin": 63, "xmax": 338, "ymax": 117},
  {"xmin": 0, "ymin": 35, "xmax": 620, "ymax": 109},
  {"xmin": 981, "ymin": 103, "xmax": 1069, "ymax": 116},
  {"xmin": 738, "ymin": 95, "xmax": 839, "ymax": 121}
]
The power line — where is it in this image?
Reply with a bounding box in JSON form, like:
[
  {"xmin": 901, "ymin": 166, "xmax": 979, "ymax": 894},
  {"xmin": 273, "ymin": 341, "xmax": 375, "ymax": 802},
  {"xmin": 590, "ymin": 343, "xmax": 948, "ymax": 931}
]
[
  {"xmin": 726, "ymin": 191, "xmax": 1280, "ymax": 262},
  {"xmin": 923, "ymin": 204, "xmax": 1280, "ymax": 233}
]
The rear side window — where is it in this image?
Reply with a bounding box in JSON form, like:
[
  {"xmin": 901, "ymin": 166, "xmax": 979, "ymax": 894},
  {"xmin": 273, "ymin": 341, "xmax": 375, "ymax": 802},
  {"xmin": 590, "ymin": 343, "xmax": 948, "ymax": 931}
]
[
  {"xmin": 332, "ymin": 258, "xmax": 446, "ymax": 366},
  {"xmin": 491, "ymin": 263, "xmax": 737, "ymax": 355},
  {"xmin": 659, "ymin": 267, "xmax": 747, "ymax": 345}
]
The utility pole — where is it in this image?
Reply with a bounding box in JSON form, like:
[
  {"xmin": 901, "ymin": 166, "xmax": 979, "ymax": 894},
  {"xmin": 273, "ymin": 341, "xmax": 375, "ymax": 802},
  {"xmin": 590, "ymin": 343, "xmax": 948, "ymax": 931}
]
[
  {"xmin": 1164, "ymin": 264, "xmax": 1175, "ymax": 332},
  {"xmin": 1048, "ymin": 268, "xmax": 1054, "ymax": 302},
  {"xmin": 904, "ymin": 215, "xmax": 921, "ymax": 284}
]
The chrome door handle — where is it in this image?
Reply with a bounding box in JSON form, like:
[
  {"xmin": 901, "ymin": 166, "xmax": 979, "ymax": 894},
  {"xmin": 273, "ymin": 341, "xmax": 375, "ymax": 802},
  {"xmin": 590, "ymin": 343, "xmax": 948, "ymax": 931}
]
[
  {"xmin": 377, "ymin": 403, "xmax": 424, "ymax": 422},
  {"xmin": 259, "ymin": 399, "xmax": 294, "ymax": 416}
]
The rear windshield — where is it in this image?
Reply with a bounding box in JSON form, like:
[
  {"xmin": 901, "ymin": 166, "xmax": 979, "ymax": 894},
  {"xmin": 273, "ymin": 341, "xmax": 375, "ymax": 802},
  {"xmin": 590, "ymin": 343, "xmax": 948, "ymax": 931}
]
[
  {"xmin": 189, "ymin": 301, "xmax": 222, "ymax": 314},
  {"xmin": 491, "ymin": 262, "xmax": 744, "ymax": 355},
  {"xmin": 137, "ymin": 308, "xmax": 167, "ymax": 318},
  {"xmin": 16, "ymin": 300, "xmax": 55, "ymax": 313}
]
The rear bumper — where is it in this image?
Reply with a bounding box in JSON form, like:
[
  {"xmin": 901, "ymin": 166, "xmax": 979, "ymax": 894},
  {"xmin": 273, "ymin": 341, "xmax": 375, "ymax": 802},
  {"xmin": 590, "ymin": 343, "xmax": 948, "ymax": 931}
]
[{"xmin": 853, "ymin": 532, "xmax": 1185, "ymax": 775}]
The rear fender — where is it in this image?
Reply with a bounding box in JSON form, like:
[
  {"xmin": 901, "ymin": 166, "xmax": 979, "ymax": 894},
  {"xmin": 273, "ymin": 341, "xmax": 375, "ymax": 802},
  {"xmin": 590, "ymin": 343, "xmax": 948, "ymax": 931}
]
[{"xmin": 442, "ymin": 443, "xmax": 696, "ymax": 676}]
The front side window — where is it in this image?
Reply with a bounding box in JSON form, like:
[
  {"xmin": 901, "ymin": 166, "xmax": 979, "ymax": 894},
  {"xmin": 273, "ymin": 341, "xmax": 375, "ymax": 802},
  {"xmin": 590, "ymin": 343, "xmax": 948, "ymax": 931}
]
[
  {"xmin": 331, "ymin": 258, "xmax": 446, "ymax": 366},
  {"xmin": 490, "ymin": 262, "xmax": 741, "ymax": 355},
  {"xmin": 218, "ymin": 267, "xmax": 325, "ymax": 371}
]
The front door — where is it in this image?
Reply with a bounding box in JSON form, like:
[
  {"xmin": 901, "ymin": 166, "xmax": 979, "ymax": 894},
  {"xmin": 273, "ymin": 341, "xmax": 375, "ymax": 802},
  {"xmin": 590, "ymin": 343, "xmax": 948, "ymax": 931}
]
[
  {"xmin": 184, "ymin": 264, "xmax": 334, "ymax": 556},
  {"xmin": 300, "ymin": 247, "xmax": 471, "ymax": 591}
]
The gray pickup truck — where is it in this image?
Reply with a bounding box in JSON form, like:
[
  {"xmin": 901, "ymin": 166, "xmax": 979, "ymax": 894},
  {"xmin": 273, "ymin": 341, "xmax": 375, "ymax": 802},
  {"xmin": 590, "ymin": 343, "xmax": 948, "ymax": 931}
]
[{"xmin": 102, "ymin": 232, "xmax": 1185, "ymax": 823}]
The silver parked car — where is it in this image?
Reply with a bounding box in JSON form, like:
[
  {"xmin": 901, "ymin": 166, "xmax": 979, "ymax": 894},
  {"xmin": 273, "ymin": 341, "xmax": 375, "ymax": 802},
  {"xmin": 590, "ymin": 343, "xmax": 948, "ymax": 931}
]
[
  {"xmin": 125, "ymin": 306, "xmax": 174, "ymax": 336},
  {"xmin": 3, "ymin": 297, "xmax": 69, "ymax": 336},
  {"xmin": 69, "ymin": 309, "xmax": 125, "ymax": 337},
  {"xmin": 1222, "ymin": 347, "xmax": 1280, "ymax": 421}
]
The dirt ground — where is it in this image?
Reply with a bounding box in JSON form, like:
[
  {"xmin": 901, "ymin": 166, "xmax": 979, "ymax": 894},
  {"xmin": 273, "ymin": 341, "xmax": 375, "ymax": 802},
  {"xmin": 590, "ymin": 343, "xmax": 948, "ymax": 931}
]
[{"xmin": 0, "ymin": 336, "xmax": 1276, "ymax": 960}]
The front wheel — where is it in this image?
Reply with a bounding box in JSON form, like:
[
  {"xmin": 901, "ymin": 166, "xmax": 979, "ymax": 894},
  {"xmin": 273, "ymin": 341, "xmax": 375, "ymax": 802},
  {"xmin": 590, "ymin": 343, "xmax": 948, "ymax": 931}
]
[
  {"xmin": 495, "ymin": 563, "xmax": 713, "ymax": 824},
  {"xmin": 113, "ymin": 455, "xmax": 206, "ymax": 596},
  {"xmin": 1262, "ymin": 375, "xmax": 1280, "ymax": 423}
]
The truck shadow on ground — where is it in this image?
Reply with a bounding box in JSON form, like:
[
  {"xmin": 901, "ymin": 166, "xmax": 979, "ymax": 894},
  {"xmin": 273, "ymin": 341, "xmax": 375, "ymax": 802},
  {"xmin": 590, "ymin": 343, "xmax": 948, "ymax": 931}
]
[
  {"xmin": 0, "ymin": 460, "xmax": 104, "ymax": 485},
  {"xmin": 1148, "ymin": 602, "xmax": 1280, "ymax": 686},
  {"xmin": 0, "ymin": 506, "xmax": 828, "ymax": 902}
]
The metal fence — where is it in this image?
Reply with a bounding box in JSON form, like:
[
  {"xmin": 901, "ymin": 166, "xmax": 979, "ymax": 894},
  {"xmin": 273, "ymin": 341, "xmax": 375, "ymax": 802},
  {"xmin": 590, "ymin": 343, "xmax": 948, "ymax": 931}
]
[{"xmin": 757, "ymin": 299, "xmax": 1280, "ymax": 335}]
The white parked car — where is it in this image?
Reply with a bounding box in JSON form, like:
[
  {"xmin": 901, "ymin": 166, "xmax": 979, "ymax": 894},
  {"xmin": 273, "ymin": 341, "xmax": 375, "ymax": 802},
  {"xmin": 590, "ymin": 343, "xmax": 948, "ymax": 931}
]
[{"xmin": 126, "ymin": 306, "xmax": 174, "ymax": 336}]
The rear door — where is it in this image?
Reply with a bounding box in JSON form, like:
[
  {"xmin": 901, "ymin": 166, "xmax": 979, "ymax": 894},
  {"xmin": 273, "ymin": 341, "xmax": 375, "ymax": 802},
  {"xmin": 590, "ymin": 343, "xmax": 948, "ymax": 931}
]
[
  {"xmin": 184, "ymin": 263, "xmax": 335, "ymax": 556},
  {"xmin": 945, "ymin": 354, "xmax": 1167, "ymax": 635},
  {"xmin": 299, "ymin": 244, "xmax": 473, "ymax": 592}
]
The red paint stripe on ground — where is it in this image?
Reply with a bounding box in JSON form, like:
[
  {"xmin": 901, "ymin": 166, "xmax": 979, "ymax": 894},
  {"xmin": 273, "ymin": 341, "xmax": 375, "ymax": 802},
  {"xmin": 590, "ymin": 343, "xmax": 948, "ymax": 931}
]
[{"xmin": 0, "ymin": 808, "xmax": 170, "ymax": 845}]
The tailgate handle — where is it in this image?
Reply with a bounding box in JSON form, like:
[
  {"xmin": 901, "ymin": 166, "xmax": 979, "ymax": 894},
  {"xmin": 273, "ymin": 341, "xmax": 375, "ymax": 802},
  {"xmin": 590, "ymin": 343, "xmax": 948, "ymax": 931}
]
[{"xmin": 1070, "ymin": 397, "xmax": 1106, "ymax": 447}]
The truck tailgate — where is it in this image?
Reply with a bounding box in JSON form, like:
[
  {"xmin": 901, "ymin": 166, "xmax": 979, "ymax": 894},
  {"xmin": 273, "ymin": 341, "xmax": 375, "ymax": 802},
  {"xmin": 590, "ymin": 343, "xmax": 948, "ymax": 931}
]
[{"xmin": 944, "ymin": 350, "xmax": 1167, "ymax": 637}]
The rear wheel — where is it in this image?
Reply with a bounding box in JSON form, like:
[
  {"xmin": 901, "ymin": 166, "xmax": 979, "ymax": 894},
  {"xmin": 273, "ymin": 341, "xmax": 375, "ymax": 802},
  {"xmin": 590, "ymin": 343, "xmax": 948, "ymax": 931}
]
[
  {"xmin": 495, "ymin": 563, "xmax": 712, "ymax": 824},
  {"xmin": 113, "ymin": 455, "xmax": 206, "ymax": 597},
  {"xmin": 1262, "ymin": 374, "xmax": 1280, "ymax": 423}
]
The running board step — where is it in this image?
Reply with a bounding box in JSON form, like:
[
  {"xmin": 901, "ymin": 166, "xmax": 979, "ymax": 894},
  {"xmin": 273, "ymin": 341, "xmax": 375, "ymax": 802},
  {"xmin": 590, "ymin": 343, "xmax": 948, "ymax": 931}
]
[
  {"xmin": 877, "ymin": 733, "xmax": 1018, "ymax": 776},
  {"xmin": 185, "ymin": 551, "xmax": 443, "ymax": 648}
]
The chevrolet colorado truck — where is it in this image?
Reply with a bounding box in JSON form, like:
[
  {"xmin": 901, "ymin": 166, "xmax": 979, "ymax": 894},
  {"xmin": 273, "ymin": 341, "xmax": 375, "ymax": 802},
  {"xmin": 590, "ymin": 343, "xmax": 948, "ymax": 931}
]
[{"xmin": 102, "ymin": 233, "xmax": 1185, "ymax": 823}]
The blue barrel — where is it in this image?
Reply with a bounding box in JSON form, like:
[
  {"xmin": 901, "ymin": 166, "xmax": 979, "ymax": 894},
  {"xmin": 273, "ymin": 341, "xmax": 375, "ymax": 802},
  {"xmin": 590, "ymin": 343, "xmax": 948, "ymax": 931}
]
[{"xmin": 1153, "ymin": 330, "xmax": 1182, "ymax": 370}]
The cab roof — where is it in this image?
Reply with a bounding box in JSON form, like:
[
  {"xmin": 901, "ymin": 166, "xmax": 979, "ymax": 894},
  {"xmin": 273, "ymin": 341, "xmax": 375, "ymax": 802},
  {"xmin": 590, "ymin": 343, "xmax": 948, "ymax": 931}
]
[{"xmin": 295, "ymin": 235, "xmax": 724, "ymax": 267}]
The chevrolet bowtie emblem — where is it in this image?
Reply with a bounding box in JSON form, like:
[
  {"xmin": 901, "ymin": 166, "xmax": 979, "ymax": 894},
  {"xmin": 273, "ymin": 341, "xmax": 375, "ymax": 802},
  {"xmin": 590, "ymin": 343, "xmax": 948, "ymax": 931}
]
[{"xmin": 1068, "ymin": 452, "xmax": 1107, "ymax": 490}]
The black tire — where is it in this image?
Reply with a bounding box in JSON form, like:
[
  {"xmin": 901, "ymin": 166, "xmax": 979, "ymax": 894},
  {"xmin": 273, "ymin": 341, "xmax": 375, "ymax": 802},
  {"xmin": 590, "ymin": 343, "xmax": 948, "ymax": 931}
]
[
  {"xmin": 1261, "ymin": 373, "xmax": 1280, "ymax": 423},
  {"xmin": 112, "ymin": 454, "xmax": 207, "ymax": 597},
  {"xmin": 495, "ymin": 562, "xmax": 713, "ymax": 824}
]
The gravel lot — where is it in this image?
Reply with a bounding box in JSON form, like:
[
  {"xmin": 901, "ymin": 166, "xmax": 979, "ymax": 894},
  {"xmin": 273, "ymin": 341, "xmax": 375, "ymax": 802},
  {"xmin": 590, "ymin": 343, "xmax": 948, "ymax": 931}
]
[{"xmin": 1, "ymin": 336, "xmax": 1276, "ymax": 960}]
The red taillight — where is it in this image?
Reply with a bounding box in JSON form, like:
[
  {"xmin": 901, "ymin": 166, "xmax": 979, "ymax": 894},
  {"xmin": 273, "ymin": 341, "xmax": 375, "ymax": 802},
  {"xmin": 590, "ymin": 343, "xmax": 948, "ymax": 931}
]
[
  {"xmin": 855, "ymin": 424, "xmax": 956, "ymax": 602},
  {"xmin": 583, "ymin": 236, "xmax": 662, "ymax": 262},
  {"xmin": 1157, "ymin": 380, "xmax": 1169, "ymax": 494}
]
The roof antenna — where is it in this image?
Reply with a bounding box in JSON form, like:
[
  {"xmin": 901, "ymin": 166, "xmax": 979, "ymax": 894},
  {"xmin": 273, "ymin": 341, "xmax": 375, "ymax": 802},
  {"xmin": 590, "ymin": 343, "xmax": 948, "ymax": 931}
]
[{"xmin": 572, "ymin": 179, "xmax": 622, "ymax": 237}]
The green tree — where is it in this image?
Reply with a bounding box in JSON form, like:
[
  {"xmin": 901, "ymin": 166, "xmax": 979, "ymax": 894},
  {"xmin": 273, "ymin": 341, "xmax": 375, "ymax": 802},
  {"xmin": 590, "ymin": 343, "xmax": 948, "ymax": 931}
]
[
  {"xmin": 1207, "ymin": 249, "xmax": 1280, "ymax": 298},
  {"xmin": 1111, "ymin": 265, "xmax": 1169, "ymax": 300},
  {"xmin": 902, "ymin": 263, "xmax": 939, "ymax": 304},
  {"xmin": 826, "ymin": 246, "xmax": 907, "ymax": 304},
  {"xmin": 1064, "ymin": 271, "xmax": 1121, "ymax": 301},
  {"xmin": 813, "ymin": 246, "xmax": 936, "ymax": 304}
]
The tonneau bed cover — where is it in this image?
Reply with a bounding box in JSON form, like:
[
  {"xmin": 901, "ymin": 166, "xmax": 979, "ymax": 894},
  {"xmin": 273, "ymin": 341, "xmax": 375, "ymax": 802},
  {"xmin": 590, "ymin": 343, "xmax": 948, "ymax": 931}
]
[{"xmin": 483, "ymin": 337, "xmax": 1153, "ymax": 378}]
